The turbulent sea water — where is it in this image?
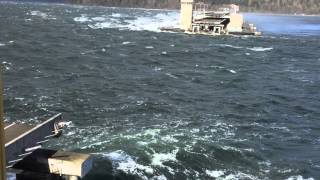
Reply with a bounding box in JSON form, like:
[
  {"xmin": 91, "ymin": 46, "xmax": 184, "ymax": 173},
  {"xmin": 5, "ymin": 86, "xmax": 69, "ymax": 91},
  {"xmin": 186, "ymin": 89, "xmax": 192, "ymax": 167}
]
[{"xmin": 1, "ymin": 2, "xmax": 320, "ymax": 180}]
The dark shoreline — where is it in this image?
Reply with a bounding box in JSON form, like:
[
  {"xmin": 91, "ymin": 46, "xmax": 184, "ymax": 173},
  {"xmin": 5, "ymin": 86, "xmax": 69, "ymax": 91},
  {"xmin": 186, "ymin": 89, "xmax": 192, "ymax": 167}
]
[{"xmin": 1, "ymin": 0, "xmax": 320, "ymax": 16}]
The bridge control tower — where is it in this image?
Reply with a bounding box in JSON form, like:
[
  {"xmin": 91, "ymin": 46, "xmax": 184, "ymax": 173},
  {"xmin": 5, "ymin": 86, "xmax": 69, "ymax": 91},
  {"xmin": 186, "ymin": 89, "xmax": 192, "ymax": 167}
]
[{"xmin": 180, "ymin": 0, "xmax": 194, "ymax": 31}]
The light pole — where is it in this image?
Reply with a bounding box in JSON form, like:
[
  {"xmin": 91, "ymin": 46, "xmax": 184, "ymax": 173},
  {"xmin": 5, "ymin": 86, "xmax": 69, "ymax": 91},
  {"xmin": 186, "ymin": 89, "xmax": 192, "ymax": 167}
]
[{"xmin": 0, "ymin": 65, "xmax": 6, "ymax": 180}]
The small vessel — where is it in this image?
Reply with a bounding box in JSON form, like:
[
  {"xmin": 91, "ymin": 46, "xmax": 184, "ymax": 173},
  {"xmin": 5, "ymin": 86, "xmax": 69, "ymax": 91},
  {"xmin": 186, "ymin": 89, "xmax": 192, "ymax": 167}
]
[{"xmin": 161, "ymin": 0, "xmax": 261, "ymax": 36}]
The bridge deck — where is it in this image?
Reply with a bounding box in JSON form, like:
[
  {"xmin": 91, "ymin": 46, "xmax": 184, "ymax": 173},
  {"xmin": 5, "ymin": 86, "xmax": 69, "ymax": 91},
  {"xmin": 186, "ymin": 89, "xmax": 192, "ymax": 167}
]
[{"xmin": 5, "ymin": 123, "xmax": 35, "ymax": 145}]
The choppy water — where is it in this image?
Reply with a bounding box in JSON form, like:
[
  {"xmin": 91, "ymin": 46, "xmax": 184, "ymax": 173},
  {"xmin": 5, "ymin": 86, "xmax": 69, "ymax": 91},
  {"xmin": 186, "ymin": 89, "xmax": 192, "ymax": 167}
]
[{"xmin": 1, "ymin": 2, "xmax": 320, "ymax": 180}]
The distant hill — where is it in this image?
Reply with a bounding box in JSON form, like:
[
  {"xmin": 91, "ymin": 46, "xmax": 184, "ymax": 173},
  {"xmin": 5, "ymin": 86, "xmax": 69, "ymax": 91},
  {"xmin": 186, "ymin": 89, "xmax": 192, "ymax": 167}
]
[{"xmin": 66, "ymin": 0, "xmax": 320, "ymax": 14}]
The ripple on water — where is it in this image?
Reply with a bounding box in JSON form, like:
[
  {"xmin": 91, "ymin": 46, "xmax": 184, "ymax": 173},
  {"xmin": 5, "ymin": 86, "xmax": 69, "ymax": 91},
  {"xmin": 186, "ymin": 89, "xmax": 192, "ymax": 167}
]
[
  {"xmin": 1, "ymin": 2, "xmax": 320, "ymax": 180},
  {"xmin": 102, "ymin": 150, "xmax": 154, "ymax": 179}
]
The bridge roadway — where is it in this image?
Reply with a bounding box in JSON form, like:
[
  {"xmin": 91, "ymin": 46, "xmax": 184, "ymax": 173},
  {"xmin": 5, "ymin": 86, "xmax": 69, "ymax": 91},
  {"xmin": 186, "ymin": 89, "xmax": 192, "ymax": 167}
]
[{"xmin": 5, "ymin": 123, "xmax": 35, "ymax": 145}]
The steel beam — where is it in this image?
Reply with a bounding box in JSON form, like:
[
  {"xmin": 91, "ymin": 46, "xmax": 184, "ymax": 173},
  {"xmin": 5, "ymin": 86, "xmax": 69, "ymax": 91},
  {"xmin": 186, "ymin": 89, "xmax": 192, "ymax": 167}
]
[{"xmin": 0, "ymin": 65, "xmax": 6, "ymax": 180}]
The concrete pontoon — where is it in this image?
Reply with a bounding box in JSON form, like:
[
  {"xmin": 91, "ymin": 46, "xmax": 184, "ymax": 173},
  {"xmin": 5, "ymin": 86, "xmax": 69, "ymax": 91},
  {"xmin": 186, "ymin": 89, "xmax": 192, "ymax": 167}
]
[
  {"xmin": 3, "ymin": 114, "xmax": 93, "ymax": 180},
  {"xmin": 161, "ymin": 0, "xmax": 261, "ymax": 36}
]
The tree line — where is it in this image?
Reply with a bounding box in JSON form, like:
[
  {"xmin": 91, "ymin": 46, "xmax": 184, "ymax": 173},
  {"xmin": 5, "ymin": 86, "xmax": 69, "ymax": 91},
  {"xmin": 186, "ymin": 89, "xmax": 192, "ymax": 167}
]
[{"xmin": 66, "ymin": 0, "xmax": 320, "ymax": 14}]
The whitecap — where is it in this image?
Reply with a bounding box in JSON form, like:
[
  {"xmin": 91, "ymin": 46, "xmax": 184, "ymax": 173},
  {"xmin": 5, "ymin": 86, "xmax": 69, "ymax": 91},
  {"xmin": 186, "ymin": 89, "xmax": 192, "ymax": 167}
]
[
  {"xmin": 286, "ymin": 175, "xmax": 314, "ymax": 180},
  {"xmin": 161, "ymin": 135, "xmax": 178, "ymax": 143},
  {"xmin": 74, "ymin": 15, "xmax": 91, "ymax": 23},
  {"xmin": 122, "ymin": 41, "xmax": 132, "ymax": 45},
  {"xmin": 247, "ymin": 47, "xmax": 273, "ymax": 52},
  {"xmin": 142, "ymin": 129, "xmax": 161, "ymax": 137},
  {"xmin": 270, "ymin": 126, "xmax": 290, "ymax": 132},
  {"xmin": 165, "ymin": 73, "xmax": 178, "ymax": 79},
  {"xmin": 211, "ymin": 65, "xmax": 225, "ymax": 69},
  {"xmin": 2, "ymin": 61, "xmax": 12, "ymax": 70},
  {"xmin": 89, "ymin": 22, "xmax": 113, "ymax": 29},
  {"xmin": 14, "ymin": 97, "xmax": 24, "ymax": 101},
  {"xmin": 83, "ymin": 12, "xmax": 179, "ymax": 32},
  {"xmin": 58, "ymin": 121, "xmax": 73, "ymax": 127},
  {"xmin": 145, "ymin": 46, "xmax": 154, "ymax": 49},
  {"xmin": 0, "ymin": 43, "xmax": 5, "ymax": 47},
  {"xmin": 224, "ymin": 172, "xmax": 258, "ymax": 180},
  {"xmin": 190, "ymin": 128, "xmax": 200, "ymax": 133},
  {"xmin": 221, "ymin": 146, "xmax": 242, "ymax": 153},
  {"xmin": 103, "ymin": 150, "xmax": 154, "ymax": 177},
  {"xmin": 151, "ymin": 149, "xmax": 179, "ymax": 173},
  {"xmin": 125, "ymin": 12, "xmax": 179, "ymax": 32},
  {"xmin": 215, "ymin": 44, "xmax": 243, "ymax": 49},
  {"xmin": 111, "ymin": 13, "xmax": 123, "ymax": 18},
  {"xmin": 29, "ymin": 11, "xmax": 56, "ymax": 20},
  {"xmin": 91, "ymin": 17, "xmax": 106, "ymax": 21},
  {"xmin": 154, "ymin": 67, "xmax": 162, "ymax": 71},
  {"xmin": 150, "ymin": 175, "xmax": 167, "ymax": 180},
  {"xmin": 161, "ymin": 51, "xmax": 167, "ymax": 55},
  {"xmin": 258, "ymin": 161, "xmax": 272, "ymax": 167},
  {"xmin": 206, "ymin": 170, "xmax": 225, "ymax": 178},
  {"xmin": 229, "ymin": 69, "xmax": 237, "ymax": 74},
  {"xmin": 136, "ymin": 100, "xmax": 144, "ymax": 106},
  {"xmin": 137, "ymin": 141, "xmax": 149, "ymax": 146}
]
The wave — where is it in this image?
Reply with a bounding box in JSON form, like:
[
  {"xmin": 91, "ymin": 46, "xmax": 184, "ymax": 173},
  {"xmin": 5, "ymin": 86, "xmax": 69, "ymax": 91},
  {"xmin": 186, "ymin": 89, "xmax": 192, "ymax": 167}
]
[
  {"xmin": 151, "ymin": 148, "xmax": 179, "ymax": 174},
  {"xmin": 286, "ymin": 175, "xmax": 314, "ymax": 180},
  {"xmin": 206, "ymin": 170, "xmax": 225, "ymax": 178},
  {"xmin": 0, "ymin": 41, "xmax": 14, "ymax": 47},
  {"xmin": 73, "ymin": 11, "xmax": 179, "ymax": 32},
  {"xmin": 102, "ymin": 150, "xmax": 154, "ymax": 179},
  {"xmin": 228, "ymin": 69, "xmax": 237, "ymax": 74},
  {"xmin": 206, "ymin": 170, "xmax": 259, "ymax": 180},
  {"xmin": 28, "ymin": 10, "xmax": 56, "ymax": 20},
  {"xmin": 247, "ymin": 47, "xmax": 273, "ymax": 52},
  {"xmin": 212, "ymin": 44, "xmax": 273, "ymax": 53},
  {"xmin": 2, "ymin": 61, "xmax": 12, "ymax": 71},
  {"xmin": 74, "ymin": 14, "xmax": 91, "ymax": 23},
  {"xmin": 111, "ymin": 13, "xmax": 125, "ymax": 18},
  {"xmin": 215, "ymin": 44, "xmax": 244, "ymax": 49}
]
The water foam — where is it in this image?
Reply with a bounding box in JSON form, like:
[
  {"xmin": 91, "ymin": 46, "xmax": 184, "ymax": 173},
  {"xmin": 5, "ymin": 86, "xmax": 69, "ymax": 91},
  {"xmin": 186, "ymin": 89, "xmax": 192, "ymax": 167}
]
[
  {"xmin": 91, "ymin": 16, "xmax": 107, "ymax": 21},
  {"xmin": 29, "ymin": 10, "xmax": 56, "ymax": 20},
  {"xmin": 165, "ymin": 73, "xmax": 178, "ymax": 79},
  {"xmin": 111, "ymin": 13, "xmax": 124, "ymax": 18},
  {"xmin": 247, "ymin": 47, "xmax": 273, "ymax": 52},
  {"xmin": 124, "ymin": 13, "xmax": 179, "ymax": 32},
  {"xmin": 2, "ymin": 61, "xmax": 12, "ymax": 70},
  {"xmin": 205, "ymin": 170, "xmax": 225, "ymax": 178},
  {"xmin": 224, "ymin": 172, "xmax": 258, "ymax": 180},
  {"xmin": 74, "ymin": 11, "xmax": 179, "ymax": 32},
  {"xmin": 122, "ymin": 41, "xmax": 134, "ymax": 45},
  {"xmin": 286, "ymin": 175, "xmax": 314, "ymax": 180},
  {"xmin": 215, "ymin": 44, "xmax": 244, "ymax": 49},
  {"xmin": 151, "ymin": 149, "xmax": 179, "ymax": 169},
  {"xmin": 103, "ymin": 150, "xmax": 154, "ymax": 179},
  {"xmin": 150, "ymin": 175, "xmax": 167, "ymax": 180},
  {"xmin": 229, "ymin": 69, "xmax": 237, "ymax": 74},
  {"xmin": 74, "ymin": 14, "xmax": 91, "ymax": 23}
]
